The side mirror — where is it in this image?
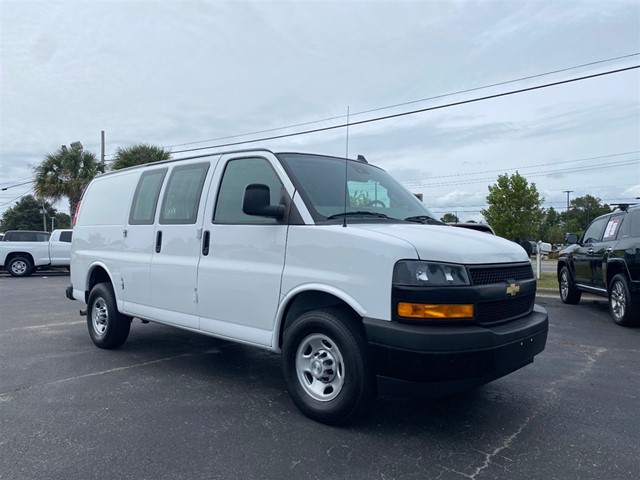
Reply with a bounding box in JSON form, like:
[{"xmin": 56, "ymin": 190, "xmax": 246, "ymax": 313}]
[
  {"xmin": 242, "ymin": 184, "xmax": 285, "ymax": 219},
  {"xmin": 565, "ymin": 233, "xmax": 579, "ymax": 245}
]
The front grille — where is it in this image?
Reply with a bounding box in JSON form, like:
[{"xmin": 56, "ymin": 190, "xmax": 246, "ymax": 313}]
[
  {"xmin": 469, "ymin": 264, "xmax": 533, "ymax": 286},
  {"xmin": 476, "ymin": 293, "xmax": 535, "ymax": 325}
]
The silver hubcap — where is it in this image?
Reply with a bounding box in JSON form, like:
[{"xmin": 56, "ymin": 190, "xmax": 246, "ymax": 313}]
[
  {"xmin": 610, "ymin": 281, "xmax": 626, "ymax": 320},
  {"xmin": 295, "ymin": 334, "xmax": 344, "ymax": 402},
  {"xmin": 11, "ymin": 261, "xmax": 27, "ymax": 275},
  {"xmin": 560, "ymin": 271, "xmax": 569, "ymax": 299},
  {"xmin": 92, "ymin": 298, "xmax": 109, "ymax": 336}
]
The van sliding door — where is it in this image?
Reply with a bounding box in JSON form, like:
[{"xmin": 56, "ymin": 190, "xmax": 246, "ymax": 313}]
[{"xmin": 149, "ymin": 162, "xmax": 212, "ymax": 328}]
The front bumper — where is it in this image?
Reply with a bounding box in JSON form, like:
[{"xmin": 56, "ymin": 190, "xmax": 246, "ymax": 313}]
[{"xmin": 363, "ymin": 304, "xmax": 548, "ymax": 395}]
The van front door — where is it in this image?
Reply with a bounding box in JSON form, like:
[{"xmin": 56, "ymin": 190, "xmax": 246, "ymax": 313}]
[
  {"xmin": 197, "ymin": 154, "xmax": 290, "ymax": 346},
  {"xmin": 149, "ymin": 162, "xmax": 212, "ymax": 329}
]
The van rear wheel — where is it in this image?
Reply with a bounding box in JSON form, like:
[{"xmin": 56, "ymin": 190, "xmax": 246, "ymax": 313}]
[
  {"xmin": 87, "ymin": 283, "xmax": 131, "ymax": 349},
  {"xmin": 282, "ymin": 309, "xmax": 375, "ymax": 425}
]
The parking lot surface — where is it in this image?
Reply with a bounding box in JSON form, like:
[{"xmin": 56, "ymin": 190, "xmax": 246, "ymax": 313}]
[{"xmin": 1, "ymin": 272, "xmax": 638, "ymax": 480}]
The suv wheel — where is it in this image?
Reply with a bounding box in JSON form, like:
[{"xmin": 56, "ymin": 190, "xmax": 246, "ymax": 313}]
[
  {"xmin": 559, "ymin": 266, "xmax": 581, "ymax": 304},
  {"xmin": 609, "ymin": 274, "xmax": 639, "ymax": 327}
]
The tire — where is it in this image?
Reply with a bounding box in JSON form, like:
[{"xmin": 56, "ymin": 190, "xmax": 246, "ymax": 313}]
[
  {"xmin": 282, "ymin": 309, "xmax": 375, "ymax": 425},
  {"xmin": 87, "ymin": 283, "xmax": 131, "ymax": 349},
  {"xmin": 609, "ymin": 274, "xmax": 640, "ymax": 327},
  {"xmin": 7, "ymin": 256, "xmax": 33, "ymax": 277},
  {"xmin": 559, "ymin": 266, "xmax": 581, "ymax": 304}
]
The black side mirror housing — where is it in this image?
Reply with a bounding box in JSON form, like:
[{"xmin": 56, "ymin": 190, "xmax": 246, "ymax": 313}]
[{"xmin": 243, "ymin": 184, "xmax": 285, "ymax": 219}]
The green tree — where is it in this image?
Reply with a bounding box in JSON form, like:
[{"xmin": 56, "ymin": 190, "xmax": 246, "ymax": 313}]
[
  {"xmin": 110, "ymin": 144, "xmax": 171, "ymax": 170},
  {"xmin": 350, "ymin": 190, "xmax": 371, "ymax": 207},
  {"xmin": 440, "ymin": 213, "xmax": 459, "ymax": 223},
  {"xmin": 34, "ymin": 145, "xmax": 104, "ymax": 217},
  {"xmin": 538, "ymin": 206, "xmax": 562, "ymax": 242},
  {"xmin": 53, "ymin": 212, "xmax": 71, "ymax": 230},
  {"xmin": 547, "ymin": 226, "xmax": 565, "ymax": 245},
  {"xmin": 0, "ymin": 195, "xmax": 57, "ymax": 231},
  {"xmin": 481, "ymin": 172, "xmax": 544, "ymax": 240},
  {"xmin": 562, "ymin": 195, "xmax": 611, "ymax": 235}
]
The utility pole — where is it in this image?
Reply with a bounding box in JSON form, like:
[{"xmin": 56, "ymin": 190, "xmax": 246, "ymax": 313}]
[
  {"xmin": 563, "ymin": 190, "xmax": 573, "ymax": 211},
  {"xmin": 101, "ymin": 130, "xmax": 105, "ymax": 168}
]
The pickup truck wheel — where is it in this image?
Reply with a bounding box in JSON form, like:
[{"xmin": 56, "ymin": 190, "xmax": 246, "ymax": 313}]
[
  {"xmin": 282, "ymin": 309, "xmax": 374, "ymax": 425},
  {"xmin": 609, "ymin": 274, "xmax": 639, "ymax": 327},
  {"xmin": 7, "ymin": 256, "xmax": 33, "ymax": 277},
  {"xmin": 87, "ymin": 283, "xmax": 131, "ymax": 349},
  {"xmin": 559, "ymin": 266, "xmax": 581, "ymax": 304}
]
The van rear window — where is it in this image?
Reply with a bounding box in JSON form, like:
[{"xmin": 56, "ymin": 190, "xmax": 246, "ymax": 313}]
[
  {"xmin": 159, "ymin": 163, "xmax": 209, "ymax": 225},
  {"xmin": 129, "ymin": 169, "xmax": 168, "ymax": 225}
]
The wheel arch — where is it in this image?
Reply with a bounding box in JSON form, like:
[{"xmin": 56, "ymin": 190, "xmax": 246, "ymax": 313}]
[
  {"xmin": 557, "ymin": 258, "xmax": 573, "ymax": 280},
  {"xmin": 606, "ymin": 259, "xmax": 629, "ymax": 293},
  {"xmin": 6, "ymin": 251, "xmax": 35, "ymax": 266},
  {"xmin": 274, "ymin": 286, "xmax": 365, "ymax": 351},
  {"xmin": 84, "ymin": 263, "xmax": 116, "ymax": 304}
]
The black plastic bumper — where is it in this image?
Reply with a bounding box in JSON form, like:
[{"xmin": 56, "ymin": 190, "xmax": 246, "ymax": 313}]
[
  {"xmin": 65, "ymin": 284, "xmax": 75, "ymax": 300},
  {"xmin": 363, "ymin": 304, "xmax": 548, "ymax": 394}
]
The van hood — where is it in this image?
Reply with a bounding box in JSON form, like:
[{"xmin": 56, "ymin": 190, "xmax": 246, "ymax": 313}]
[{"xmin": 354, "ymin": 223, "xmax": 529, "ymax": 265}]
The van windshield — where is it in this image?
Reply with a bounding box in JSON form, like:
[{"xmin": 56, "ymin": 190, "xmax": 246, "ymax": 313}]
[{"xmin": 278, "ymin": 153, "xmax": 439, "ymax": 224}]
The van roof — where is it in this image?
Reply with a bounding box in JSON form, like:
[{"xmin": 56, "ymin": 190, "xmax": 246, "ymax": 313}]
[{"xmin": 97, "ymin": 149, "xmax": 369, "ymax": 177}]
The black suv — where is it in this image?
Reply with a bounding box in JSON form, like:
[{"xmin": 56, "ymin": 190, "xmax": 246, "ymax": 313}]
[{"xmin": 557, "ymin": 204, "xmax": 639, "ymax": 326}]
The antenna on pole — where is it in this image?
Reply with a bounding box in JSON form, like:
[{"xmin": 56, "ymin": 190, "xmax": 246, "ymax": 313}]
[{"xmin": 343, "ymin": 106, "xmax": 350, "ymax": 227}]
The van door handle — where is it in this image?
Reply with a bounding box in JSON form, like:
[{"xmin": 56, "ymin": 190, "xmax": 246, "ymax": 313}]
[
  {"xmin": 202, "ymin": 230, "xmax": 210, "ymax": 256},
  {"xmin": 155, "ymin": 230, "xmax": 163, "ymax": 253}
]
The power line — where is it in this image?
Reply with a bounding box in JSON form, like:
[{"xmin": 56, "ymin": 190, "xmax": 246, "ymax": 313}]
[
  {"xmin": 0, "ymin": 189, "xmax": 34, "ymax": 207},
  {"xmin": 166, "ymin": 65, "xmax": 639, "ymax": 156},
  {"xmin": 115, "ymin": 53, "xmax": 637, "ymax": 155},
  {"xmin": 399, "ymin": 151, "xmax": 639, "ymax": 185},
  {"xmin": 403, "ymin": 159, "xmax": 639, "ymax": 188}
]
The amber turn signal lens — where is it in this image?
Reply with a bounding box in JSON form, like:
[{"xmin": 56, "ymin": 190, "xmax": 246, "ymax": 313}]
[{"xmin": 397, "ymin": 302, "xmax": 474, "ymax": 319}]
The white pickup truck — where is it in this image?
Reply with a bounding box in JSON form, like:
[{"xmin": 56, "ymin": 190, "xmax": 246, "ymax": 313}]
[{"xmin": 0, "ymin": 229, "xmax": 73, "ymax": 277}]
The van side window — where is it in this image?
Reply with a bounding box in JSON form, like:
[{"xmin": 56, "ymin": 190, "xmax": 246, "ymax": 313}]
[
  {"xmin": 160, "ymin": 163, "xmax": 210, "ymax": 225},
  {"xmin": 129, "ymin": 169, "xmax": 168, "ymax": 225},
  {"xmin": 59, "ymin": 231, "xmax": 73, "ymax": 243},
  {"xmin": 213, "ymin": 158, "xmax": 283, "ymax": 224}
]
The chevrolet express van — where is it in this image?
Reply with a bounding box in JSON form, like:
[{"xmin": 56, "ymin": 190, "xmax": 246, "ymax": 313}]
[{"xmin": 66, "ymin": 149, "xmax": 548, "ymax": 424}]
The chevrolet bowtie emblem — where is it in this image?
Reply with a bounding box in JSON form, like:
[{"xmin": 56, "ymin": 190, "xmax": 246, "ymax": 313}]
[{"xmin": 506, "ymin": 283, "xmax": 520, "ymax": 296}]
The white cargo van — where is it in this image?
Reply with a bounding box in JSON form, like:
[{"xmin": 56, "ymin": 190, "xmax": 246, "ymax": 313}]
[{"xmin": 67, "ymin": 149, "xmax": 548, "ymax": 424}]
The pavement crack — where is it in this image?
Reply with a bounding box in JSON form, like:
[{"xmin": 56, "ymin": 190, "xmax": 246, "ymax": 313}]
[{"xmin": 0, "ymin": 353, "xmax": 193, "ymax": 397}]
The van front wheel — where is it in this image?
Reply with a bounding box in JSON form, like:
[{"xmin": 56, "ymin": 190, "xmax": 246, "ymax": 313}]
[
  {"xmin": 87, "ymin": 283, "xmax": 131, "ymax": 349},
  {"xmin": 282, "ymin": 309, "xmax": 374, "ymax": 425}
]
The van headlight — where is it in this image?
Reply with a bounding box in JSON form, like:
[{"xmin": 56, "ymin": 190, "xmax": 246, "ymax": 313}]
[{"xmin": 393, "ymin": 261, "xmax": 470, "ymax": 286}]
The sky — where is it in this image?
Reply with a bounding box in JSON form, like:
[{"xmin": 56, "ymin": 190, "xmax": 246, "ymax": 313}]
[{"xmin": 1, "ymin": 0, "xmax": 639, "ymax": 224}]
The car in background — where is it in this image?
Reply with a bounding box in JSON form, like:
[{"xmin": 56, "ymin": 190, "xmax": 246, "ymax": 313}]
[
  {"xmin": 0, "ymin": 229, "xmax": 72, "ymax": 277},
  {"xmin": 557, "ymin": 203, "xmax": 639, "ymax": 327},
  {"xmin": 0, "ymin": 233, "xmax": 4, "ymax": 241}
]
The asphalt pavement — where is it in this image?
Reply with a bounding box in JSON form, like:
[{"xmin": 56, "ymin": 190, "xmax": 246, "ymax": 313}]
[{"xmin": 0, "ymin": 272, "xmax": 638, "ymax": 480}]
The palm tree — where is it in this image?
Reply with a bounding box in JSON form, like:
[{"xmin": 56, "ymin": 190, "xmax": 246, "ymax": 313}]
[
  {"xmin": 33, "ymin": 145, "xmax": 104, "ymax": 217},
  {"xmin": 110, "ymin": 144, "xmax": 171, "ymax": 170}
]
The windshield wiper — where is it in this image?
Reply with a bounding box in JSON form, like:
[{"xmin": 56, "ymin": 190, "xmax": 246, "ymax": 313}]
[
  {"xmin": 404, "ymin": 215, "xmax": 441, "ymax": 224},
  {"xmin": 327, "ymin": 211, "xmax": 393, "ymax": 220}
]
